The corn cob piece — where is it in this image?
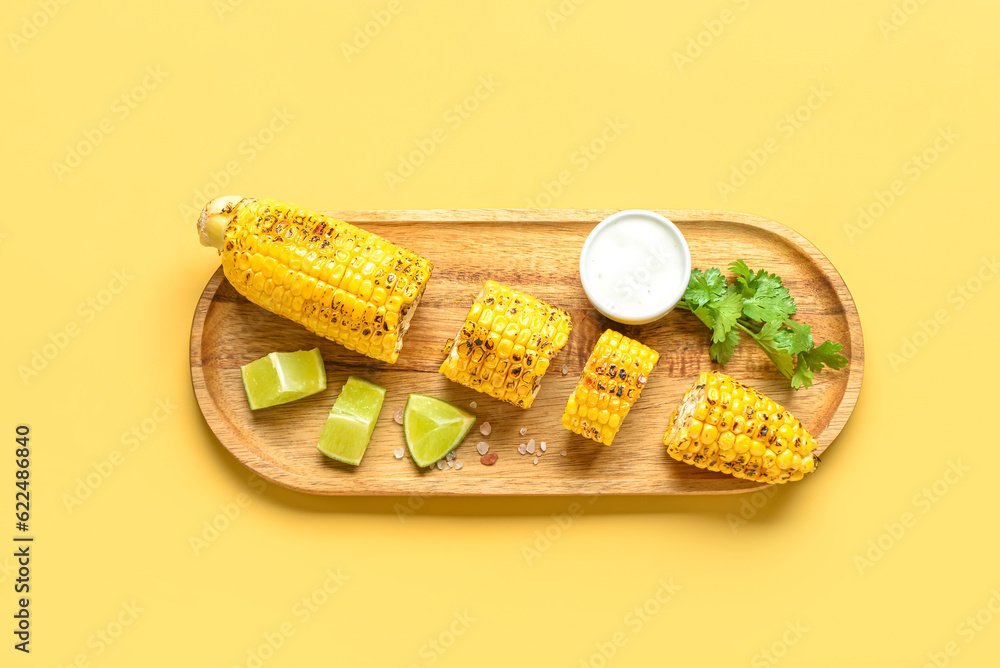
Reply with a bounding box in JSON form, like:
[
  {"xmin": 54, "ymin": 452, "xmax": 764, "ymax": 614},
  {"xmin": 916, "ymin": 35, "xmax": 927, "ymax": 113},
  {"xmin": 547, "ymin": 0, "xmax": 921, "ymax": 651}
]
[
  {"xmin": 664, "ymin": 371, "xmax": 819, "ymax": 484},
  {"xmin": 562, "ymin": 330, "xmax": 659, "ymax": 445},
  {"xmin": 439, "ymin": 281, "xmax": 572, "ymax": 408},
  {"xmin": 198, "ymin": 196, "xmax": 432, "ymax": 364}
]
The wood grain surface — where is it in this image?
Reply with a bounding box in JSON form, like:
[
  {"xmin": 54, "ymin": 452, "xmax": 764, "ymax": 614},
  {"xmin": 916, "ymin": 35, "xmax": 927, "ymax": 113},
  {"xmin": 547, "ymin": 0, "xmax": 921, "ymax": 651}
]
[{"xmin": 190, "ymin": 209, "xmax": 864, "ymax": 495}]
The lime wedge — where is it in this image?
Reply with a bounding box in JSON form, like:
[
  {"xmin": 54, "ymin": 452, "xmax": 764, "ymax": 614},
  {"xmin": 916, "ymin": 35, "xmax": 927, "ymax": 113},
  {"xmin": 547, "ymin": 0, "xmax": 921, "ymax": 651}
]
[
  {"xmin": 317, "ymin": 413, "xmax": 373, "ymax": 465},
  {"xmin": 403, "ymin": 394, "xmax": 475, "ymax": 468},
  {"xmin": 317, "ymin": 377, "xmax": 386, "ymax": 465},
  {"xmin": 240, "ymin": 348, "xmax": 326, "ymax": 410}
]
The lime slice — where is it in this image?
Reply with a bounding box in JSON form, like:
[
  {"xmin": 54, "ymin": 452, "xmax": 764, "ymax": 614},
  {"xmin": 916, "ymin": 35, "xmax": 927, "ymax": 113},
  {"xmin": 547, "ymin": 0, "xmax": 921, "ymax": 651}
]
[
  {"xmin": 317, "ymin": 377, "xmax": 386, "ymax": 465},
  {"xmin": 240, "ymin": 348, "xmax": 326, "ymax": 410},
  {"xmin": 403, "ymin": 394, "xmax": 475, "ymax": 468}
]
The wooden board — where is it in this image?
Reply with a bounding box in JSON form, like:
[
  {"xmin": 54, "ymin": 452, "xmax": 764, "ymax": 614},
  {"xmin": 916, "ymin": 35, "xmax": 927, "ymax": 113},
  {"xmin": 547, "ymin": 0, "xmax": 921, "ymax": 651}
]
[{"xmin": 190, "ymin": 209, "xmax": 863, "ymax": 495}]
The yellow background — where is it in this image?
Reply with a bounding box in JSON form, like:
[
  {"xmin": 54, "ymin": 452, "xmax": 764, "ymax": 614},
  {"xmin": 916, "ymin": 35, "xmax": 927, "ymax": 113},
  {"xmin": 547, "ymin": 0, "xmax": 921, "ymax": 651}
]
[{"xmin": 3, "ymin": 0, "xmax": 999, "ymax": 665}]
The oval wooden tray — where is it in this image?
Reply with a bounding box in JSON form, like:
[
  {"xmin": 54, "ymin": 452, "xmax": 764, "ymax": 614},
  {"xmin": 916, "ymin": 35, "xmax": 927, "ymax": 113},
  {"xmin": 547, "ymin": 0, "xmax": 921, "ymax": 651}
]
[{"xmin": 190, "ymin": 209, "xmax": 863, "ymax": 495}]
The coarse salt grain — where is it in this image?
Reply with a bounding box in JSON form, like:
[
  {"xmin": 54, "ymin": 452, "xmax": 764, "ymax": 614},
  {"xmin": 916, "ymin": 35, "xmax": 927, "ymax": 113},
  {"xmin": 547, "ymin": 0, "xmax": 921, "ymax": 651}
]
[
  {"xmin": 393, "ymin": 447, "xmax": 404, "ymax": 459},
  {"xmin": 470, "ymin": 401, "xmax": 477, "ymax": 409},
  {"xmin": 447, "ymin": 461, "xmax": 453, "ymax": 469},
  {"xmin": 480, "ymin": 422, "xmax": 491, "ymax": 436},
  {"xmin": 561, "ymin": 364, "xmax": 569, "ymax": 375},
  {"xmin": 454, "ymin": 460, "xmax": 463, "ymax": 470},
  {"xmin": 540, "ymin": 442, "xmax": 547, "ymax": 452},
  {"xmin": 517, "ymin": 443, "xmax": 527, "ymax": 455},
  {"xmin": 446, "ymin": 450, "xmax": 456, "ymax": 461},
  {"xmin": 476, "ymin": 441, "xmax": 489, "ymax": 455},
  {"xmin": 533, "ymin": 457, "xmax": 539, "ymax": 465},
  {"xmin": 519, "ymin": 427, "xmax": 527, "ymax": 436},
  {"xmin": 393, "ymin": 408, "xmax": 404, "ymax": 424},
  {"xmin": 526, "ymin": 440, "xmax": 535, "ymax": 454},
  {"xmin": 436, "ymin": 460, "xmax": 446, "ymax": 470},
  {"xmin": 561, "ymin": 451, "xmax": 567, "ymax": 456}
]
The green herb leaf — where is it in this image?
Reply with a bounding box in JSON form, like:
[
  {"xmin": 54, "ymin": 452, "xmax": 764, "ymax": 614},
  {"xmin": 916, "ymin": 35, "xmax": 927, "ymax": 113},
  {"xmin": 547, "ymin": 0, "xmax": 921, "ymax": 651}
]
[
  {"xmin": 746, "ymin": 320, "xmax": 795, "ymax": 378},
  {"xmin": 684, "ymin": 268, "xmax": 727, "ymax": 307},
  {"xmin": 790, "ymin": 361, "xmax": 815, "ymax": 390},
  {"xmin": 709, "ymin": 328, "xmax": 742, "ymax": 365},
  {"xmin": 728, "ymin": 259, "xmax": 753, "ymax": 282},
  {"xmin": 708, "ymin": 289, "xmax": 743, "ymax": 343},
  {"xmin": 800, "ymin": 340, "xmax": 849, "ymax": 371},
  {"xmin": 792, "ymin": 341, "xmax": 848, "ymax": 389},
  {"xmin": 779, "ymin": 319, "xmax": 814, "ymax": 355},
  {"xmin": 691, "ymin": 305, "xmax": 715, "ymax": 329},
  {"xmin": 740, "ymin": 271, "xmax": 797, "ymax": 322}
]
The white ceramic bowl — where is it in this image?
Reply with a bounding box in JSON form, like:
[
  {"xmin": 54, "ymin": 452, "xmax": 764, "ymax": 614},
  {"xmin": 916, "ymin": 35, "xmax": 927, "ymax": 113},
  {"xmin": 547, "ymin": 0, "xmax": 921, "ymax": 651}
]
[{"xmin": 579, "ymin": 210, "xmax": 692, "ymax": 325}]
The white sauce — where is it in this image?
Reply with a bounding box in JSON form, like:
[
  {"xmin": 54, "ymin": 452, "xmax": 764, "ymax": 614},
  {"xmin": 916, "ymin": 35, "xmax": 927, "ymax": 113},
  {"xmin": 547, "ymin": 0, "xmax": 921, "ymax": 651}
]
[{"xmin": 582, "ymin": 214, "xmax": 687, "ymax": 320}]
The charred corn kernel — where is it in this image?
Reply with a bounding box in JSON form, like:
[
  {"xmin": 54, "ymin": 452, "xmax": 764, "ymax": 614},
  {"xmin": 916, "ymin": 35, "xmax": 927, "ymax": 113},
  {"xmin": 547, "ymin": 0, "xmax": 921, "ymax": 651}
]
[
  {"xmin": 732, "ymin": 415, "xmax": 746, "ymax": 434},
  {"xmin": 562, "ymin": 329, "xmax": 659, "ymax": 446},
  {"xmin": 663, "ymin": 371, "xmax": 821, "ymax": 485},
  {"xmin": 198, "ymin": 196, "xmax": 432, "ymax": 364},
  {"xmin": 707, "ymin": 406, "xmax": 722, "ymax": 425},
  {"xmin": 439, "ymin": 281, "xmax": 572, "ymax": 409},
  {"xmin": 763, "ymin": 450, "xmax": 777, "ymax": 469}
]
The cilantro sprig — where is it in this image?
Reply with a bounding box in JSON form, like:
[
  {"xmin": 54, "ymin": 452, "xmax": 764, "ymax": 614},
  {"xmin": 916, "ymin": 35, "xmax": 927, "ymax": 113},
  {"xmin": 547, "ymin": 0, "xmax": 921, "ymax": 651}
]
[{"xmin": 675, "ymin": 261, "xmax": 848, "ymax": 389}]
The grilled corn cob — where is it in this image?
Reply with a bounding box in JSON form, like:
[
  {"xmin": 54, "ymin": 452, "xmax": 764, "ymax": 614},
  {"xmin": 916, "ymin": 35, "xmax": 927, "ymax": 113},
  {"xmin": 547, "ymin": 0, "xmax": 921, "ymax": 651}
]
[
  {"xmin": 439, "ymin": 281, "xmax": 571, "ymax": 408},
  {"xmin": 562, "ymin": 329, "xmax": 658, "ymax": 445},
  {"xmin": 198, "ymin": 196, "xmax": 432, "ymax": 364},
  {"xmin": 664, "ymin": 371, "xmax": 819, "ymax": 484}
]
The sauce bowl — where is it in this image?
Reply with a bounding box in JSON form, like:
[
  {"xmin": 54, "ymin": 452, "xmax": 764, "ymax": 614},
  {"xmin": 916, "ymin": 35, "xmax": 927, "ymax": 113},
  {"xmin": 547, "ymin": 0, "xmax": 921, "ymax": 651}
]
[{"xmin": 579, "ymin": 210, "xmax": 692, "ymax": 325}]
